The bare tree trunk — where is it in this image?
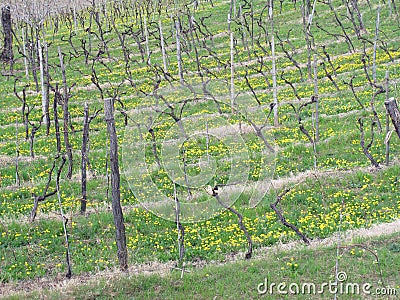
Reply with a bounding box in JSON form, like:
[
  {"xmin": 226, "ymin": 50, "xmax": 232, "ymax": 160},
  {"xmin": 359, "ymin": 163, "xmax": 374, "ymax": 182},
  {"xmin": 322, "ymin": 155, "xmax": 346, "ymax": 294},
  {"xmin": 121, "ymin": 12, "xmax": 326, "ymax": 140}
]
[
  {"xmin": 385, "ymin": 98, "xmax": 400, "ymax": 139},
  {"xmin": 229, "ymin": 1, "xmax": 235, "ymax": 110},
  {"xmin": 73, "ymin": 1, "xmax": 78, "ymax": 34},
  {"xmin": 149, "ymin": 127, "xmax": 161, "ymax": 167},
  {"xmin": 271, "ymin": 188, "xmax": 310, "ymax": 245},
  {"xmin": 351, "ymin": 0, "xmax": 365, "ymax": 33},
  {"xmin": 105, "ymin": 148, "xmax": 110, "ymax": 203},
  {"xmin": 212, "ymin": 187, "xmax": 253, "ymax": 259},
  {"xmin": 239, "ymin": 6, "xmax": 251, "ymax": 61},
  {"xmin": 29, "ymin": 26, "xmax": 39, "ymax": 92},
  {"xmin": 23, "ymin": 91, "xmax": 29, "ymax": 140},
  {"xmin": 269, "ymin": 0, "xmax": 278, "ymax": 126},
  {"xmin": 0, "ymin": 6, "xmax": 13, "ymax": 64},
  {"xmin": 230, "ymin": 29, "xmax": 235, "ymax": 110},
  {"xmin": 302, "ymin": 0, "xmax": 312, "ymax": 81},
  {"xmin": 143, "ymin": 14, "xmax": 150, "ymax": 64},
  {"xmin": 385, "ymin": 71, "xmax": 390, "ymax": 165},
  {"xmin": 30, "ymin": 158, "xmax": 58, "ymax": 222},
  {"xmin": 181, "ymin": 144, "xmax": 193, "ymax": 199},
  {"xmin": 38, "ymin": 39, "xmax": 50, "ymax": 132},
  {"xmin": 159, "ymin": 19, "xmax": 168, "ymax": 73},
  {"xmin": 175, "ymin": 18, "xmax": 184, "ymax": 84},
  {"xmin": 391, "ymin": 0, "xmax": 398, "ymax": 18},
  {"xmin": 104, "ymin": 98, "xmax": 128, "ymax": 271},
  {"xmin": 13, "ymin": 81, "xmax": 30, "ymax": 140},
  {"xmin": 372, "ymin": 7, "xmax": 380, "ymax": 84},
  {"xmin": 21, "ymin": 27, "xmax": 29, "ymax": 80},
  {"xmin": 271, "ymin": 34, "xmax": 278, "ymax": 126},
  {"xmin": 313, "ymin": 53, "xmax": 319, "ymax": 142},
  {"xmin": 15, "ymin": 119, "xmax": 20, "ymax": 187},
  {"xmin": 58, "ymin": 47, "xmax": 73, "ymax": 179},
  {"xmin": 54, "ymin": 85, "xmax": 62, "ymax": 154},
  {"xmin": 29, "ymin": 118, "xmax": 43, "ymax": 159},
  {"xmin": 358, "ymin": 118, "xmax": 380, "ymax": 168},
  {"xmin": 81, "ymin": 102, "xmax": 89, "ymax": 214},
  {"xmin": 79, "ymin": 102, "xmax": 100, "ymax": 211},
  {"xmin": 44, "ymin": 42, "xmax": 51, "ymax": 135},
  {"xmin": 54, "ymin": 156, "xmax": 72, "ymax": 278},
  {"xmin": 173, "ymin": 184, "xmax": 185, "ymax": 266}
]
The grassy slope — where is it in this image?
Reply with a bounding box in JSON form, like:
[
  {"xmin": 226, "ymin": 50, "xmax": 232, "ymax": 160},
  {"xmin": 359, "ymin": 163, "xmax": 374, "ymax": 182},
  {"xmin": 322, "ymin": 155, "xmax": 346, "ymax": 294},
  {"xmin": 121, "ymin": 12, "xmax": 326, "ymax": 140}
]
[
  {"xmin": 0, "ymin": 0, "xmax": 399, "ymax": 291},
  {"xmin": 4, "ymin": 231, "xmax": 400, "ymax": 299}
]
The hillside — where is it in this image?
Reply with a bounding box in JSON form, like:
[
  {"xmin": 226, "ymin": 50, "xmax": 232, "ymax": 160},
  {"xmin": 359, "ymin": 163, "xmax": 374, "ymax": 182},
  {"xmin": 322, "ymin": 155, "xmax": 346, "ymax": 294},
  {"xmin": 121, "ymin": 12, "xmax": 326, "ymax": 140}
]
[{"xmin": 0, "ymin": 0, "xmax": 399, "ymax": 298}]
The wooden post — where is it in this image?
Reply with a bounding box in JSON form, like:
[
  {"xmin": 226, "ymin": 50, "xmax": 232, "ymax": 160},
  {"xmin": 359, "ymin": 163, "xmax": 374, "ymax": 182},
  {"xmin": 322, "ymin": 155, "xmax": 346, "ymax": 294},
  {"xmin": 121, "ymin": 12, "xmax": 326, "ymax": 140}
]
[
  {"xmin": 385, "ymin": 71, "xmax": 390, "ymax": 166},
  {"xmin": 104, "ymin": 98, "xmax": 128, "ymax": 271},
  {"xmin": 271, "ymin": 34, "xmax": 278, "ymax": 126},
  {"xmin": 58, "ymin": 46, "xmax": 73, "ymax": 179},
  {"xmin": 21, "ymin": 28, "xmax": 29, "ymax": 80},
  {"xmin": 372, "ymin": 7, "xmax": 380, "ymax": 84},
  {"xmin": 175, "ymin": 18, "xmax": 184, "ymax": 84},
  {"xmin": 302, "ymin": 1, "xmax": 312, "ymax": 81},
  {"xmin": 230, "ymin": 30, "xmax": 235, "ymax": 110},
  {"xmin": 143, "ymin": 14, "xmax": 150, "ymax": 65},
  {"xmin": 385, "ymin": 98, "xmax": 400, "ymax": 139},
  {"xmin": 44, "ymin": 41, "xmax": 51, "ymax": 135},
  {"xmin": 15, "ymin": 119, "xmax": 20, "ymax": 187},
  {"xmin": 0, "ymin": 6, "xmax": 13, "ymax": 63},
  {"xmin": 38, "ymin": 39, "xmax": 50, "ymax": 131},
  {"xmin": 229, "ymin": 3, "xmax": 235, "ymax": 110},
  {"xmin": 73, "ymin": 1, "xmax": 78, "ymax": 34},
  {"xmin": 54, "ymin": 84, "xmax": 62, "ymax": 154},
  {"xmin": 269, "ymin": 0, "xmax": 278, "ymax": 126},
  {"xmin": 81, "ymin": 102, "xmax": 89, "ymax": 214},
  {"xmin": 159, "ymin": 19, "xmax": 168, "ymax": 73},
  {"xmin": 29, "ymin": 26, "xmax": 39, "ymax": 92},
  {"xmin": 313, "ymin": 53, "xmax": 319, "ymax": 142}
]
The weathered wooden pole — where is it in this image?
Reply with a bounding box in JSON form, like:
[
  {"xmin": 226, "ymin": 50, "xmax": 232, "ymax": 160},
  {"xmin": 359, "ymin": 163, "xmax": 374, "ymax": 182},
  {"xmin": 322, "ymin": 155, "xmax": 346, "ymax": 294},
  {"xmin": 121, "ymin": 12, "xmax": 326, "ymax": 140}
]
[
  {"xmin": 385, "ymin": 98, "xmax": 400, "ymax": 139},
  {"xmin": 0, "ymin": 6, "xmax": 13, "ymax": 63},
  {"xmin": 104, "ymin": 97, "xmax": 128, "ymax": 271},
  {"xmin": 81, "ymin": 102, "xmax": 89, "ymax": 214},
  {"xmin": 58, "ymin": 46, "xmax": 73, "ymax": 179}
]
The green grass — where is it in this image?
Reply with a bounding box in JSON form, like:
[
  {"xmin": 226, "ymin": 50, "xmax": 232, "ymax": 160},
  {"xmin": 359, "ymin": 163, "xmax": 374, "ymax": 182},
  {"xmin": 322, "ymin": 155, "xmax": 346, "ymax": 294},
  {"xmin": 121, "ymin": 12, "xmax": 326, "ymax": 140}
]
[
  {"xmin": 0, "ymin": 0, "xmax": 399, "ymax": 291},
  {"xmin": 4, "ymin": 232, "xmax": 399, "ymax": 299},
  {"xmin": 1, "ymin": 165, "xmax": 398, "ymax": 282}
]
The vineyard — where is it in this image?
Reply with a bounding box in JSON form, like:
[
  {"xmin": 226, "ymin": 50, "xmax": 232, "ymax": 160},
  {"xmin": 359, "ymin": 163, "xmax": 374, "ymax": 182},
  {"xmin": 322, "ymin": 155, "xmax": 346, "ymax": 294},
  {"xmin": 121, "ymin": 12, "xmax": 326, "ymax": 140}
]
[{"xmin": 0, "ymin": 0, "xmax": 399, "ymax": 298}]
